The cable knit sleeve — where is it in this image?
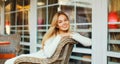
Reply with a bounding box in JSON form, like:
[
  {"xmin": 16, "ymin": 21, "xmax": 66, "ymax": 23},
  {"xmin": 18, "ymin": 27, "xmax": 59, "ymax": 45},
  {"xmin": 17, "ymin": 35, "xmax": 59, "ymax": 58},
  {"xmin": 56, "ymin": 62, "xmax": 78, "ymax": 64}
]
[
  {"xmin": 43, "ymin": 35, "xmax": 62, "ymax": 58},
  {"xmin": 71, "ymin": 32, "xmax": 92, "ymax": 46}
]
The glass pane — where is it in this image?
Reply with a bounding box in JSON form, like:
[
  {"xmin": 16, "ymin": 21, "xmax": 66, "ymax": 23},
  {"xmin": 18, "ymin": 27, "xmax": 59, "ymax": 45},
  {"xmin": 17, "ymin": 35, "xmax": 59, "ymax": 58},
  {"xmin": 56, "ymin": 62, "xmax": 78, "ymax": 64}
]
[
  {"xmin": 48, "ymin": 0, "xmax": 58, "ymax": 5},
  {"xmin": 70, "ymin": 52, "xmax": 91, "ymax": 64},
  {"xmin": 48, "ymin": 6, "xmax": 58, "ymax": 24},
  {"xmin": 5, "ymin": 14, "xmax": 11, "ymax": 24},
  {"xmin": 17, "ymin": 12, "xmax": 23, "ymax": 25},
  {"xmin": 61, "ymin": 5, "xmax": 75, "ymax": 23},
  {"xmin": 5, "ymin": 0, "xmax": 16, "ymax": 12},
  {"xmin": 21, "ymin": 45, "xmax": 30, "ymax": 54},
  {"xmin": 23, "ymin": 11, "xmax": 29, "ymax": 25},
  {"xmin": 37, "ymin": 31, "xmax": 46, "ymax": 44},
  {"xmin": 37, "ymin": 0, "xmax": 46, "ymax": 6},
  {"xmin": 5, "ymin": 13, "xmax": 16, "ymax": 25},
  {"xmin": 76, "ymin": 7, "xmax": 92, "ymax": 23},
  {"xmin": 17, "ymin": 26, "xmax": 23, "ymax": 31},
  {"xmin": 24, "ymin": 31, "xmax": 29, "ymax": 36},
  {"xmin": 108, "ymin": 57, "xmax": 120, "ymax": 64},
  {"xmin": 37, "ymin": 8, "xmax": 46, "ymax": 25},
  {"xmin": 16, "ymin": 0, "xmax": 30, "ymax": 10},
  {"xmin": 24, "ymin": 26, "xmax": 29, "ymax": 30},
  {"xmin": 16, "ymin": 0, "xmax": 23, "ymax": 10},
  {"xmin": 24, "ymin": 37, "xmax": 30, "ymax": 42}
]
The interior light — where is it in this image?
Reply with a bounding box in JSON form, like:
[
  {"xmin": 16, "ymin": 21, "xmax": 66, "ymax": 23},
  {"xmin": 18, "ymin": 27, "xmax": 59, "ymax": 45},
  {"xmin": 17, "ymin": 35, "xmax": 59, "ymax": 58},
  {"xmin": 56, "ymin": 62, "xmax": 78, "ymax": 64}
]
[{"xmin": 37, "ymin": 2, "xmax": 45, "ymax": 6}]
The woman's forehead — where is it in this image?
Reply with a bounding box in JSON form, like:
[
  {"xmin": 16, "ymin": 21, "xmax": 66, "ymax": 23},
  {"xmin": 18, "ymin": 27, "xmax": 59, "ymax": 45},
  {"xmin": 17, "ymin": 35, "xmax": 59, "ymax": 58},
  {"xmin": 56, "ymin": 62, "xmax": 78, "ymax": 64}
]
[{"xmin": 58, "ymin": 15, "xmax": 67, "ymax": 20}]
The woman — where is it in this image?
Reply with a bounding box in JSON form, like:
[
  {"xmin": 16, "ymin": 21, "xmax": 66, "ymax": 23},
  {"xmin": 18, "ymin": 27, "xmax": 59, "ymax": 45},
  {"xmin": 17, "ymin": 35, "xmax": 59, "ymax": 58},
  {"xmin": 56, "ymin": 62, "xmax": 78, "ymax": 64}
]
[{"xmin": 5, "ymin": 11, "xmax": 91, "ymax": 64}]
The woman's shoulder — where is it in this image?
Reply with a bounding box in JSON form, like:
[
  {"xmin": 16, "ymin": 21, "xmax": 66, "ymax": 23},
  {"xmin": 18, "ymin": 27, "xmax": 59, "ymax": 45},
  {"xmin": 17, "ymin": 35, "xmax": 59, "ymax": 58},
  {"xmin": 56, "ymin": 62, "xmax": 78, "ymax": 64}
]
[{"xmin": 45, "ymin": 35, "xmax": 61, "ymax": 43}]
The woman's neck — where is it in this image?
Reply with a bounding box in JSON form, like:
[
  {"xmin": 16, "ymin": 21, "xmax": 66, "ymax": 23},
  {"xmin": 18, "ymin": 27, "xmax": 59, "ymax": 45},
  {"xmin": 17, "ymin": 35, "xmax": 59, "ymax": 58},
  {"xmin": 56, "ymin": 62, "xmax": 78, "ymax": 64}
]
[
  {"xmin": 58, "ymin": 31, "xmax": 70, "ymax": 37},
  {"xmin": 58, "ymin": 31, "xmax": 67, "ymax": 34}
]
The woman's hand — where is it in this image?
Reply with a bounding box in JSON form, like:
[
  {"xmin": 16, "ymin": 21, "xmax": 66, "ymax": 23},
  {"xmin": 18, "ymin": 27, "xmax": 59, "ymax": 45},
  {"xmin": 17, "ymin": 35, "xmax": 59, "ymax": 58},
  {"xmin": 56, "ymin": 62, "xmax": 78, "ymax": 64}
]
[{"xmin": 60, "ymin": 32, "xmax": 71, "ymax": 38}]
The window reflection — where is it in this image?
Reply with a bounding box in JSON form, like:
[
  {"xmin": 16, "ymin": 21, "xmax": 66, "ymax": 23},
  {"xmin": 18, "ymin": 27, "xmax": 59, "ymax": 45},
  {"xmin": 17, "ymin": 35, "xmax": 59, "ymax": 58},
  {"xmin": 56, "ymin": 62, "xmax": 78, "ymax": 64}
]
[{"xmin": 5, "ymin": 0, "xmax": 30, "ymax": 43}]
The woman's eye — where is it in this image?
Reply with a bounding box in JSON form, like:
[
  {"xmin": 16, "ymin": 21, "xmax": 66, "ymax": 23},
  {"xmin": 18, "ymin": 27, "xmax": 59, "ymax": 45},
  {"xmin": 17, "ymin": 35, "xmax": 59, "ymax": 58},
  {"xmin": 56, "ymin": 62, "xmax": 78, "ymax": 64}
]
[
  {"xmin": 64, "ymin": 19, "xmax": 68, "ymax": 21},
  {"xmin": 58, "ymin": 21, "xmax": 62, "ymax": 23}
]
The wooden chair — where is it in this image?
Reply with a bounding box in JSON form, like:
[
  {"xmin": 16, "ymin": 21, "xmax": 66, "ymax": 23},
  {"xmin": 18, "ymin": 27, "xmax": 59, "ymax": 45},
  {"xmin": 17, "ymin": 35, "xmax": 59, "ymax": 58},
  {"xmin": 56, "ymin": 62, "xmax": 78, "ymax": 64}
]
[
  {"xmin": 14, "ymin": 37, "xmax": 78, "ymax": 64},
  {"xmin": 0, "ymin": 33, "xmax": 21, "ymax": 64}
]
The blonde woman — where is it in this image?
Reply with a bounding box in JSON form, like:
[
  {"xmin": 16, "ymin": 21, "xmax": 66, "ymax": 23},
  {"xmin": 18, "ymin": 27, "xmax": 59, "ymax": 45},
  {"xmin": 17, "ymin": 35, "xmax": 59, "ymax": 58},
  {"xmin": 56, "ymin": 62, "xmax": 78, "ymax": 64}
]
[{"xmin": 5, "ymin": 11, "xmax": 91, "ymax": 64}]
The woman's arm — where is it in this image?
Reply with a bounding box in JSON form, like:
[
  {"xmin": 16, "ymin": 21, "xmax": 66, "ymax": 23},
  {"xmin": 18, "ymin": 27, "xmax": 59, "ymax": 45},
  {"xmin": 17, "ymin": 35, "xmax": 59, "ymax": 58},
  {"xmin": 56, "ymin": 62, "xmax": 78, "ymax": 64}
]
[
  {"xmin": 43, "ymin": 35, "xmax": 62, "ymax": 58},
  {"xmin": 71, "ymin": 32, "xmax": 92, "ymax": 46}
]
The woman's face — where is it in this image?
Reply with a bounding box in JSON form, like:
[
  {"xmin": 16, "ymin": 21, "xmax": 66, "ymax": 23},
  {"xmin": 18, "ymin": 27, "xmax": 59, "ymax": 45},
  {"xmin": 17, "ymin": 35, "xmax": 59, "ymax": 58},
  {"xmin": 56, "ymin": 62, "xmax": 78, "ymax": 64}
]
[{"xmin": 57, "ymin": 14, "xmax": 70, "ymax": 32}]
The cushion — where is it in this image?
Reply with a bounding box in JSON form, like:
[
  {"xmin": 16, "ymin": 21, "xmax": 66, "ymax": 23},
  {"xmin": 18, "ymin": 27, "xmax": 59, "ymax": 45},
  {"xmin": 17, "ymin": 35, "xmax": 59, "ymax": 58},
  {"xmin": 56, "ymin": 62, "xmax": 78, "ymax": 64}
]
[
  {"xmin": 0, "ymin": 41, "xmax": 10, "ymax": 45},
  {"xmin": 0, "ymin": 53, "xmax": 16, "ymax": 59},
  {"xmin": 0, "ymin": 33, "xmax": 21, "ymax": 54}
]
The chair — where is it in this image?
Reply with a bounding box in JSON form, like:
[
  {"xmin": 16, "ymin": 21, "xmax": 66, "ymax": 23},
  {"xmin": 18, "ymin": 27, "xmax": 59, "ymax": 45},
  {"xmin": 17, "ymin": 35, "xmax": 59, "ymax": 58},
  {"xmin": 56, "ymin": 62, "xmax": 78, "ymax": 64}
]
[
  {"xmin": 0, "ymin": 33, "xmax": 21, "ymax": 64},
  {"xmin": 14, "ymin": 37, "xmax": 78, "ymax": 64}
]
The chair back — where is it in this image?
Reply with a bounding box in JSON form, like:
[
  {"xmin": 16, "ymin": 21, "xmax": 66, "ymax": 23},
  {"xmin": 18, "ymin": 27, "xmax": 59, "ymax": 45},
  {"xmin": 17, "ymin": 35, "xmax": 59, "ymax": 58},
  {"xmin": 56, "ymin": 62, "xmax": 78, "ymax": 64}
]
[{"xmin": 48, "ymin": 37, "xmax": 77, "ymax": 64}]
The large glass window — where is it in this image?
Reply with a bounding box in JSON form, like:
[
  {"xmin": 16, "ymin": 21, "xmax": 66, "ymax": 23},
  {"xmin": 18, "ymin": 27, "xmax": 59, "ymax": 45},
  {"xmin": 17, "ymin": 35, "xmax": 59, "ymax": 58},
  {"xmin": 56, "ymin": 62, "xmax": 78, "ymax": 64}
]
[
  {"xmin": 37, "ymin": 0, "xmax": 92, "ymax": 64},
  {"xmin": 5, "ymin": 0, "xmax": 30, "ymax": 54},
  {"xmin": 108, "ymin": 0, "xmax": 120, "ymax": 63}
]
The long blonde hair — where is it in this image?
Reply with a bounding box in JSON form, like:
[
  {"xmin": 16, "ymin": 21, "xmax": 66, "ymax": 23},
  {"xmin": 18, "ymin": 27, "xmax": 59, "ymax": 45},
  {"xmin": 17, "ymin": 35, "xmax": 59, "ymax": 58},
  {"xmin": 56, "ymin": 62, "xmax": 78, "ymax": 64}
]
[{"xmin": 41, "ymin": 11, "xmax": 70, "ymax": 49}]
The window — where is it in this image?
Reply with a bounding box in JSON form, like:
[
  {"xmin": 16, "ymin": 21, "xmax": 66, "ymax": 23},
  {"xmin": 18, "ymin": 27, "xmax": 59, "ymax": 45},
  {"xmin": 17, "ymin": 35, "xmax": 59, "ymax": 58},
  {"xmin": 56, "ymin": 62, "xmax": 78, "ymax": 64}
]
[
  {"xmin": 5, "ymin": 0, "xmax": 30, "ymax": 54},
  {"xmin": 108, "ymin": 0, "xmax": 120, "ymax": 63},
  {"xmin": 37, "ymin": 0, "xmax": 58, "ymax": 46}
]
